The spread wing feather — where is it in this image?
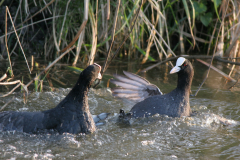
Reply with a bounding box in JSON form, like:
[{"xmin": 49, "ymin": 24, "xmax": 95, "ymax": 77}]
[{"xmin": 110, "ymin": 71, "xmax": 162, "ymax": 102}]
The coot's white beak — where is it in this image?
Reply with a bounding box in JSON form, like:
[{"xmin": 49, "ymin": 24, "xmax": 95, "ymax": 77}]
[
  {"xmin": 94, "ymin": 63, "xmax": 102, "ymax": 79},
  {"xmin": 97, "ymin": 72, "xmax": 102, "ymax": 79},
  {"xmin": 170, "ymin": 66, "xmax": 180, "ymax": 74},
  {"xmin": 169, "ymin": 57, "xmax": 186, "ymax": 74}
]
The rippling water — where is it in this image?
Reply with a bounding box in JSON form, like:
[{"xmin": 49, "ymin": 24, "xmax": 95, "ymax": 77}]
[{"xmin": 1, "ymin": 60, "xmax": 240, "ymax": 159}]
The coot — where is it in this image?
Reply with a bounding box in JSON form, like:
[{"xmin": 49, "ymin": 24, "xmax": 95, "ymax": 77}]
[
  {"xmin": 111, "ymin": 57, "xmax": 194, "ymax": 118},
  {"xmin": 0, "ymin": 63, "xmax": 107, "ymax": 134}
]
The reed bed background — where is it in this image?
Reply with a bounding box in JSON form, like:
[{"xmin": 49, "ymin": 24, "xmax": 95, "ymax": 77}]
[
  {"xmin": 0, "ymin": 0, "xmax": 240, "ymax": 99},
  {"xmin": 1, "ymin": 0, "xmax": 240, "ymax": 63}
]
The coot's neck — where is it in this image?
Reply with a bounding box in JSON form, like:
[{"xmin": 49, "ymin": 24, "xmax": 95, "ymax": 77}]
[
  {"xmin": 176, "ymin": 72, "xmax": 193, "ymax": 94},
  {"xmin": 67, "ymin": 75, "xmax": 92, "ymax": 111}
]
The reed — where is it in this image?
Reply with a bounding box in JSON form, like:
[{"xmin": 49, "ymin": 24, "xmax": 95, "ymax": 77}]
[
  {"xmin": 1, "ymin": 0, "xmax": 239, "ymax": 64},
  {"xmin": 0, "ymin": 0, "xmax": 240, "ymax": 102}
]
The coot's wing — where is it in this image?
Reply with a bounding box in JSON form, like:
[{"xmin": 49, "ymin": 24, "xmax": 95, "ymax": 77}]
[{"xmin": 110, "ymin": 71, "xmax": 162, "ymax": 102}]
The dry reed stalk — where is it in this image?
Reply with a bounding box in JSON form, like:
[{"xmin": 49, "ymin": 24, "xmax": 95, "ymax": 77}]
[
  {"xmin": 224, "ymin": 22, "xmax": 240, "ymax": 37},
  {"xmin": 43, "ymin": 0, "xmax": 52, "ymax": 14},
  {"xmin": 72, "ymin": 31, "xmax": 84, "ymax": 66},
  {"xmin": 105, "ymin": 0, "xmax": 110, "ymax": 52},
  {"xmin": 196, "ymin": 59, "xmax": 236, "ymax": 82},
  {"xmin": 0, "ymin": 80, "xmax": 28, "ymax": 98},
  {"xmin": 0, "ymin": 80, "xmax": 25, "ymax": 85},
  {"xmin": 143, "ymin": 55, "xmax": 240, "ymax": 72},
  {"xmin": 215, "ymin": 0, "xmax": 227, "ymax": 57},
  {"xmin": 161, "ymin": 0, "xmax": 170, "ymax": 58},
  {"xmin": 102, "ymin": 0, "xmax": 121, "ymax": 72},
  {"xmin": 60, "ymin": 20, "xmax": 88, "ymax": 53},
  {"xmin": 84, "ymin": 0, "xmax": 89, "ymax": 20},
  {"xmin": 141, "ymin": 0, "xmax": 162, "ymax": 63},
  {"xmin": 9, "ymin": 28, "xmax": 24, "ymax": 57},
  {"xmin": 107, "ymin": 0, "xmax": 110, "ymax": 20},
  {"xmin": 140, "ymin": 57, "xmax": 176, "ymax": 73},
  {"xmin": 177, "ymin": 1, "xmax": 184, "ymax": 52},
  {"xmin": 153, "ymin": 38, "xmax": 161, "ymax": 59},
  {"xmin": 206, "ymin": 16, "xmax": 219, "ymax": 56},
  {"xmin": 219, "ymin": 0, "xmax": 226, "ymax": 57},
  {"xmin": 58, "ymin": 0, "xmax": 71, "ymax": 48},
  {"xmin": 4, "ymin": 3, "xmax": 22, "ymax": 57},
  {"xmin": 53, "ymin": 0, "xmax": 60, "ymax": 53},
  {"xmin": 140, "ymin": 55, "xmax": 240, "ymax": 74},
  {"xmin": 13, "ymin": 0, "xmax": 22, "ymax": 25},
  {"xmin": 5, "ymin": 7, "xmax": 13, "ymax": 76},
  {"xmin": 193, "ymin": 0, "xmax": 230, "ymax": 96},
  {"xmin": 225, "ymin": 2, "xmax": 240, "ymax": 57},
  {"xmin": 142, "ymin": 29, "xmax": 155, "ymax": 64},
  {"xmin": 39, "ymin": 1, "xmax": 50, "ymax": 34},
  {"xmin": 100, "ymin": 0, "xmax": 109, "ymax": 52},
  {"xmin": 148, "ymin": 0, "xmax": 165, "ymax": 19},
  {"xmin": 177, "ymin": 4, "xmax": 185, "ymax": 54},
  {"xmin": 183, "ymin": 0, "xmax": 195, "ymax": 48},
  {"xmin": 101, "ymin": 0, "xmax": 143, "ymax": 75},
  {"xmin": 50, "ymin": 77, "xmax": 66, "ymax": 86},
  {"xmin": 0, "ymin": 16, "xmax": 63, "ymax": 39},
  {"xmin": 16, "ymin": 0, "xmax": 55, "ymax": 28},
  {"xmin": 26, "ymin": 46, "xmax": 76, "ymax": 88},
  {"xmin": 156, "ymin": 5, "xmax": 163, "ymax": 60},
  {"xmin": 140, "ymin": 10, "xmax": 176, "ymax": 57},
  {"xmin": 45, "ymin": 35, "xmax": 55, "ymax": 59},
  {"xmin": 179, "ymin": 24, "xmax": 185, "ymax": 54},
  {"xmin": 100, "ymin": 2, "xmax": 105, "ymax": 38},
  {"xmin": 227, "ymin": 41, "xmax": 238, "ymax": 77},
  {"xmin": 31, "ymin": 55, "xmax": 34, "ymax": 72},
  {"xmin": 6, "ymin": 7, "xmax": 31, "ymax": 73},
  {"xmin": 88, "ymin": 0, "xmax": 99, "ymax": 65},
  {"xmin": 0, "ymin": 36, "xmax": 4, "ymax": 57},
  {"xmin": 72, "ymin": 0, "xmax": 89, "ymax": 66},
  {"xmin": 0, "ymin": 96, "xmax": 15, "ymax": 111},
  {"xmin": 0, "ymin": 74, "xmax": 7, "ymax": 82},
  {"xmin": 153, "ymin": 34, "xmax": 172, "ymax": 65},
  {"xmin": 226, "ymin": 31, "xmax": 240, "ymax": 56},
  {"xmin": 173, "ymin": 29, "xmax": 209, "ymax": 43}
]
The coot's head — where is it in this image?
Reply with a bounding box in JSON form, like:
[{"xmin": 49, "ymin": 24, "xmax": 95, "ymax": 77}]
[
  {"xmin": 170, "ymin": 57, "xmax": 194, "ymax": 88},
  {"xmin": 170, "ymin": 57, "xmax": 193, "ymax": 74},
  {"xmin": 80, "ymin": 63, "xmax": 102, "ymax": 85}
]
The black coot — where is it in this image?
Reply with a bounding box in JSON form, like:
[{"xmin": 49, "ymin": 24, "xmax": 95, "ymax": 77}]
[
  {"xmin": 111, "ymin": 57, "xmax": 194, "ymax": 118},
  {"xmin": 0, "ymin": 63, "xmax": 107, "ymax": 134}
]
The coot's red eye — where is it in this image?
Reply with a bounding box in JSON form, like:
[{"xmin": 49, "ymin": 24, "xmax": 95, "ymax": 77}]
[{"xmin": 183, "ymin": 63, "xmax": 187, "ymax": 67}]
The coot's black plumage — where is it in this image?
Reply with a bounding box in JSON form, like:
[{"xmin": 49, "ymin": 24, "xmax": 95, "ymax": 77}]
[
  {"xmin": 111, "ymin": 57, "xmax": 194, "ymax": 118},
  {"xmin": 0, "ymin": 63, "xmax": 107, "ymax": 134}
]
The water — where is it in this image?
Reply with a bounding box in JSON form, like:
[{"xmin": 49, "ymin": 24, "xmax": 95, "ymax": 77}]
[{"xmin": 1, "ymin": 60, "xmax": 240, "ymax": 159}]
